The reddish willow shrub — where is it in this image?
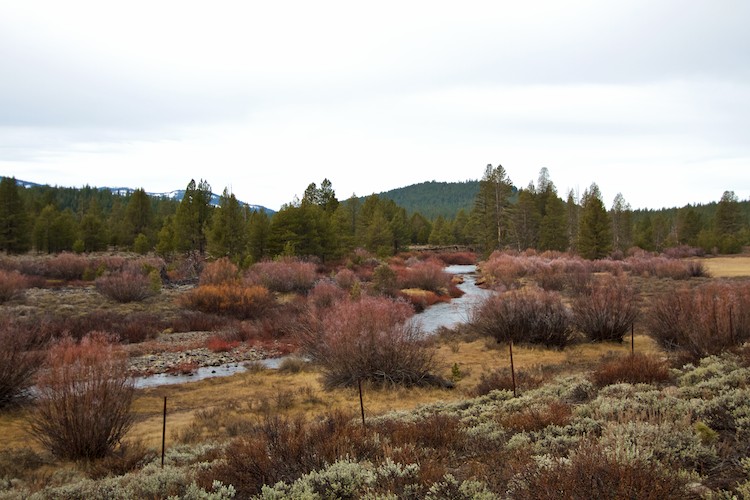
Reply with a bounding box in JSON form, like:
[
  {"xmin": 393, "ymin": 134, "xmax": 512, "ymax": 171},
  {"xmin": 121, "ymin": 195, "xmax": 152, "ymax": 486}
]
[
  {"xmin": 199, "ymin": 257, "xmax": 239, "ymax": 286},
  {"xmin": 0, "ymin": 269, "xmax": 27, "ymax": 303},
  {"xmin": 0, "ymin": 317, "xmax": 46, "ymax": 408},
  {"xmin": 40, "ymin": 252, "xmax": 89, "ymax": 280},
  {"xmin": 625, "ymin": 255, "xmax": 708, "ymax": 279},
  {"xmin": 479, "ymin": 252, "xmax": 530, "ymax": 288},
  {"xmin": 333, "ymin": 268, "xmax": 358, "ymax": 290},
  {"xmin": 572, "ymin": 275, "xmax": 640, "ymax": 342},
  {"xmin": 170, "ymin": 310, "xmax": 231, "ymax": 333},
  {"xmin": 647, "ymin": 280, "xmax": 750, "ymax": 358},
  {"xmin": 179, "ymin": 284, "xmax": 274, "ymax": 319},
  {"xmin": 437, "ymin": 251, "xmax": 477, "ymax": 265},
  {"xmin": 398, "ymin": 258, "xmax": 452, "ymax": 293},
  {"xmin": 11, "ymin": 311, "xmax": 165, "ymax": 343},
  {"xmin": 479, "ymin": 252, "xmax": 595, "ymax": 292},
  {"xmin": 245, "ymin": 258, "xmax": 318, "ymax": 293},
  {"xmin": 307, "ymin": 279, "xmax": 347, "ymax": 311},
  {"xmin": 471, "ymin": 286, "xmax": 574, "ymax": 348},
  {"xmin": 30, "ymin": 333, "xmax": 134, "ymax": 460},
  {"xmin": 95, "ymin": 270, "xmax": 158, "ymax": 303},
  {"xmin": 299, "ymin": 296, "xmax": 438, "ymax": 388}
]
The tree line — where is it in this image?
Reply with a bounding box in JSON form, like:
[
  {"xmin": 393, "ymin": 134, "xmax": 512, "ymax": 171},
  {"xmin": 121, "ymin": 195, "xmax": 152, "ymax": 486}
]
[{"xmin": 0, "ymin": 168, "xmax": 748, "ymax": 261}]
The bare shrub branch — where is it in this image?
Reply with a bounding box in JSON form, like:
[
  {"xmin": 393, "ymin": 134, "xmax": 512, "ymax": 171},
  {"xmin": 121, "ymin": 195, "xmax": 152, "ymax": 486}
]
[
  {"xmin": 471, "ymin": 286, "xmax": 574, "ymax": 348},
  {"xmin": 572, "ymin": 274, "xmax": 640, "ymax": 342},
  {"xmin": 299, "ymin": 296, "xmax": 440, "ymax": 388}
]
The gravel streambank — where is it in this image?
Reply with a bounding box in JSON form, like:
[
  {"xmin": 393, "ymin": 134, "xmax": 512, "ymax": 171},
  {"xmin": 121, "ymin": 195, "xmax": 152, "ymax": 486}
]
[{"xmin": 127, "ymin": 330, "xmax": 274, "ymax": 376}]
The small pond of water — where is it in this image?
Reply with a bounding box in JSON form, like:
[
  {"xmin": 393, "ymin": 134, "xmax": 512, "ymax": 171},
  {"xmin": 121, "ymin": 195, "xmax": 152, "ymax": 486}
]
[{"xmin": 135, "ymin": 265, "xmax": 491, "ymax": 389}]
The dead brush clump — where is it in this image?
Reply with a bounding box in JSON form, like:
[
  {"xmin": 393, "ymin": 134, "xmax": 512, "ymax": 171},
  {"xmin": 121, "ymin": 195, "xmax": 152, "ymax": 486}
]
[
  {"xmin": 511, "ymin": 441, "xmax": 689, "ymax": 499},
  {"xmin": 592, "ymin": 352, "xmax": 673, "ymax": 387},
  {"xmin": 498, "ymin": 401, "xmax": 573, "ymax": 432},
  {"xmin": 372, "ymin": 412, "xmax": 467, "ymax": 456},
  {"xmin": 0, "ymin": 269, "xmax": 28, "ymax": 303}
]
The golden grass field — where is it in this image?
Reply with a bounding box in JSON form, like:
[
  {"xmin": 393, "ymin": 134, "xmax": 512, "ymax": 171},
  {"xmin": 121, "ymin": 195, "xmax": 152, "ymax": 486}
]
[{"xmin": 2, "ymin": 255, "xmax": 748, "ymax": 457}]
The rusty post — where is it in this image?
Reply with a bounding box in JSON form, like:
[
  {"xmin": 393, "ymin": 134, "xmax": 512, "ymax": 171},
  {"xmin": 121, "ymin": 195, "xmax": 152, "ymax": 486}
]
[
  {"xmin": 358, "ymin": 379, "xmax": 366, "ymax": 428},
  {"xmin": 161, "ymin": 396, "xmax": 167, "ymax": 468},
  {"xmin": 509, "ymin": 340, "xmax": 516, "ymax": 398}
]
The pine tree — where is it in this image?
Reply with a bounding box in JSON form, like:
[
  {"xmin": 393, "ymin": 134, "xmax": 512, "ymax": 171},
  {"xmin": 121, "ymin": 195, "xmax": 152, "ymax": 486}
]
[
  {"xmin": 247, "ymin": 209, "xmax": 271, "ymax": 264},
  {"xmin": 610, "ymin": 193, "xmax": 633, "ymax": 253},
  {"xmin": 676, "ymin": 206, "xmax": 701, "ymax": 246},
  {"xmin": 566, "ymin": 189, "xmax": 580, "ymax": 253},
  {"xmin": 511, "ymin": 185, "xmax": 540, "ymax": 251},
  {"xmin": 539, "ymin": 194, "xmax": 568, "ymax": 252},
  {"xmin": 124, "ymin": 188, "xmax": 153, "ymax": 248},
  {"xmin": 208, "ymin": 188, "xmax": 248, "ymax": 262},
  {"xmin": 578, "ymin": 183, "xmax": 612, "ymax": 259},
  {"xmin": 471, "ymin": 163, "xmax": 513, "ymax": 252},
  {"xmin": 174, "ymin": 179, "xmax": 213, "ymax": 256},
  {"xmin": 78, "ymin": 199, "xmax": 108, "ymax": 252},
  {"xmin": 0, "ymin": 177, "xmax": 30, "ymax": 253}
]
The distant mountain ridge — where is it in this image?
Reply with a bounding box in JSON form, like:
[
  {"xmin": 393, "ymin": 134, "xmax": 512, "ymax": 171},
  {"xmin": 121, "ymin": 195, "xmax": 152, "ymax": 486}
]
[
  {"xmin": 9, "ymin": 176, "xmax": 487, "ymax": 220},
  {"xmin": 8, "ymin": 178, "xmax": 274, "ymax": 215}
]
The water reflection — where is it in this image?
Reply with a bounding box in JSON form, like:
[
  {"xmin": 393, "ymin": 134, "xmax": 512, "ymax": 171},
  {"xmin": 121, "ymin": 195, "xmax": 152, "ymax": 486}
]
[{"xmin": 411, "ymin": 264, "xmax": 493, "ymax": 334}]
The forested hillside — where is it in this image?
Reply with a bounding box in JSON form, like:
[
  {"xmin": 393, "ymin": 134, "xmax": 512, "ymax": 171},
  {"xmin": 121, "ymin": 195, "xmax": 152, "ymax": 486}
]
[{"xmin": 374, "ymin": 180, "xmax": 482, "ymax": 220}]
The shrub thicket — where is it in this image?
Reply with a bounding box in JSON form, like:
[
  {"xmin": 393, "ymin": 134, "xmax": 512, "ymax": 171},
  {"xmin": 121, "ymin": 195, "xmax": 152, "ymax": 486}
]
[
  {"xmin": 29, "ymin": 333, "xmax": 135, "ymax": 460},
  {"xmin": 299, "ymin": 296, "xmax": 438, "ymax": 388},
  {"xmin": 592, "ymin": 353, "xmax": 673, "ymax": 387},
  {"xmin": 398, "ymin": 258, "xmax": 452, "ymax": 293},
  {"xmin": 647, "ymin": 280, "xmax": 750, "ymax": 358},
  {"xmin": 471, "ymin": 286, "xmax": 574, "ymax": 348},
  {"xmin": 179, "ymin": 284, "xmax": 274, "ymax": 319},
  {"xmin": 245, "ymin": 258, "xmax": 317, "ymax": 293},
  {"xmin": 199, "ymin": 257, "xmax": 239, "ymax": 286},
  {"xmin": 572, "ymin": 274, "xmax": 640, "ymax": 342},
  {"xmin": 95, "ymin": 270, "xmax": 159, "ymax": 303},
  {"xmin": 0, "ymin": 269, "xmax": 27, "ymax": 302},
  {"xmin": 512, "ymin": 442, "xmax": 688, "ymax": 499}
]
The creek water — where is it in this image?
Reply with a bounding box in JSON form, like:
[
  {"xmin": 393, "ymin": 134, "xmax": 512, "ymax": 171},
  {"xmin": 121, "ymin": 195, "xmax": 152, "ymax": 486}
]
[{"xmin": 134, "ymin": 265, "xmax": 490, "ymax": 389}]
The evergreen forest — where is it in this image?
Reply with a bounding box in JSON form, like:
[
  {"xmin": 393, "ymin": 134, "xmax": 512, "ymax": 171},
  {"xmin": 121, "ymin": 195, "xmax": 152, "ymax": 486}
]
[{"xmin": 1, "ymin": 165, "xmax": 748, "ymax": 263}]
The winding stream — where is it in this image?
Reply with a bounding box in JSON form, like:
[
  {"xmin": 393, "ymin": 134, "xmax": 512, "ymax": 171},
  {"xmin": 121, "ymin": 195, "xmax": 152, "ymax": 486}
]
[{"xmin": 135, "ymin": 265, "xmax": 490, "ymax": 389}]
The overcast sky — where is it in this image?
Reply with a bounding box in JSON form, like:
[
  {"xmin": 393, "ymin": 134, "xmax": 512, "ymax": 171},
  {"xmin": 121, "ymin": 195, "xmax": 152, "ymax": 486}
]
[{"xmin": 1, "ymin": 1, "xmax": 749, "ymax": 211}]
